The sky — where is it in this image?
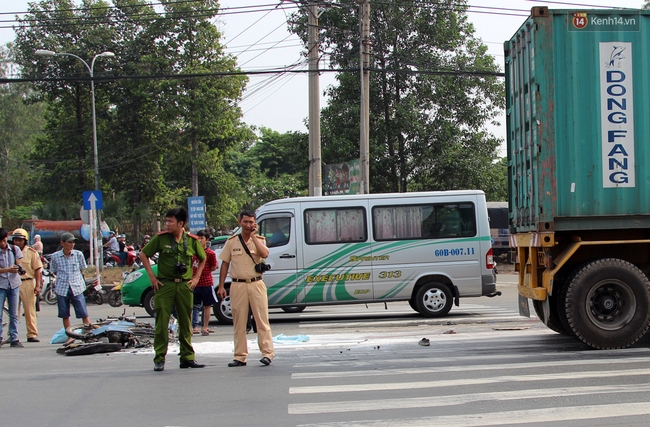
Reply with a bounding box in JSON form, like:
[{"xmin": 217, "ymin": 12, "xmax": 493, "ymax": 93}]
[{"xmin": 0, "ymin": 0, "xmax": 646, "ymax": 154}]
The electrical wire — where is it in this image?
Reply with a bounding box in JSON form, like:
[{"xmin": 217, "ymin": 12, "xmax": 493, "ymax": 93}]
[{"xmin": 239, "ymin": 32, "xmax": 298, "ymax": 67}]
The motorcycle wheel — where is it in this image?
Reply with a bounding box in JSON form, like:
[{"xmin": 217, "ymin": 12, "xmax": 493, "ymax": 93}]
[
  {"xmin": 107, "ymin": 290, "xmax": 123, "ymax": 307},
  {"xmin": 43, "ymin": 286, "xmax": 58, "ymax": 305},
  {"xmin": 92, "ymin": 292, "xmax": 104, "ymax": 305}
]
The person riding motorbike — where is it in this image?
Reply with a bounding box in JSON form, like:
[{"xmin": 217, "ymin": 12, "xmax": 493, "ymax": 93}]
[{"xmin": 117, "ymin": 234, "xmax": 127, "ymax": 267}]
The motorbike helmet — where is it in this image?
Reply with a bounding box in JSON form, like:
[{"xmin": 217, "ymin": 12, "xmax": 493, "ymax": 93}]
[{"xmin": 11, "ymin": 228, "xmax": 29, "ymax": 240}]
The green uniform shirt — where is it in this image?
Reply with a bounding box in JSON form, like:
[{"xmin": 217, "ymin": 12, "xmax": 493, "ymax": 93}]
[{"xmin": 142, "ymin": 231, "xmax": 206, "ymax": 281}]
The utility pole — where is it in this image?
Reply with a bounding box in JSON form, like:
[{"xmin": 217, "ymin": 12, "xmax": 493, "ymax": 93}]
[
  {"xmin": 308, "ymin": 1, "xmax": 322, "ymax": 196},
  {"xmin": 357, "ymin": 0, "xmax": 371, "ymax": 194}
]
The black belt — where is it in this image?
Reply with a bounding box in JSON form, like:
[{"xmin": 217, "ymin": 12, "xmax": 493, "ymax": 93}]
[
  {"xmin": 21, "ymin": 278, "xmax": 33, "ymax": 281},
  {"xmin": 231, "ymin": 276, "xmax": 263, "ymax": 283},
  {"xmin": 157, "ymin": 277, "xmax": 185, "ymax": 283}
]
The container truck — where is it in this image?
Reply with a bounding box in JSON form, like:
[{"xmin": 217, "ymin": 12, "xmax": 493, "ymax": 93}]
[{"xmin": 505, "ymin": 7, "xmax": 650, "ymax": 349}]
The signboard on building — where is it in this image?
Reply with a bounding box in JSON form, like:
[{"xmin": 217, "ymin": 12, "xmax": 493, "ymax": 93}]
[{"xmin": 323, "ymin": 159, "xmax": 361, "ymax": 195}]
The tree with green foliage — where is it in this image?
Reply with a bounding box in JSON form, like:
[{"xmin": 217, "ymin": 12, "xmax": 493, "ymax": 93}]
[
  {"xmin": 289, "ymin": 0, "xmax": 505, "ymax": 194},
  {"xmin": 222, "ymin": 129, "xmax": 309, "ymax": 213},
  {"xmin": 13, "ymin": 0, "xmax": 251, "ymax": 234},
  {"xmin": 247, "ymin": 128, "xmax": 309, "ymax": 185},
  {"xmin": 0, "ymin": 45, "xmax": 45, "ymax": 215}
]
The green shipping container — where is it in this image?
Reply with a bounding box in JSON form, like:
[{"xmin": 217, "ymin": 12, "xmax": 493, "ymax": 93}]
[{"xmin": 505, "ymin": 7, "xmax": 650, "ymax": 233}]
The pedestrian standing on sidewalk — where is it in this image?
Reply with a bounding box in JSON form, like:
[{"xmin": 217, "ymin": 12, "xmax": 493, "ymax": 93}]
[
  {"xmin": 0, "ymin": 228, "xmax": 24, "ymax": 347},
  {"xmin": 217, "ymin": 210, "xmax": 275, "ymax": 367},
  {"xmin": 49, "ymin": 232, "xmax": 93, "ymax": 346},
  {"xmin": 139, "ymin": 207, "xmax": 207, "ymax": 372},
  {"xmin": 11, "ymin": 228, "xmax": 43, "ymax": 343}
]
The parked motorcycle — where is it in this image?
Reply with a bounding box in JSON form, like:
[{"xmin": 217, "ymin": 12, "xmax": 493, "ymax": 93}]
[
  {"xmin": 41, "ymin": 269, "xmax": 57, "ymax": 305},
  {"xmin": 107, "ymin": 282, "xmax": 123, "ymax": 307},
  {"xmin": 84, "ymin": 277, "xmax": 105, "ymax": 305},
  {"xmin": 40, "ymin": 256, "xmax": 57, "ymax": 305}
]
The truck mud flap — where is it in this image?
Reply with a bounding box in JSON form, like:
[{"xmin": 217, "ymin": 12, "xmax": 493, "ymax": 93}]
[{"xmin": 518, "ymin": 294, "xmax": 530, "ymax": 317}]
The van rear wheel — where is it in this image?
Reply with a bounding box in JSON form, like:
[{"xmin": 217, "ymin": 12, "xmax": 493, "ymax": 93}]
[{"xmin": 415, "ymin": 282, "xmax": 453, "ymax": 317}]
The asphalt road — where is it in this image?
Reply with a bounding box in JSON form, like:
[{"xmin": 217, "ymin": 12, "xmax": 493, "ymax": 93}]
[{"xmin": 2, "ymin": 274, "xmax": 650, "ymax": 427}]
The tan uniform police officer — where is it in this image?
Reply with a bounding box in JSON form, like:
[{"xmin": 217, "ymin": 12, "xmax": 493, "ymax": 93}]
[
  {"xmin": 217, "ymin": 209, "xmax": 275, "ymax": 367},
  {"xmin": 12, "ymin": 228, "xmax": 43, "ymax": 342}
]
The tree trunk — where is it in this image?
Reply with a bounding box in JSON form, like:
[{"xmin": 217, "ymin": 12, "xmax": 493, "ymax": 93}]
[
  {"xmin": 191, "ymin": 132, "xmax": 199, "ymax": 196},
  {"xmin": 132, "ymin": 186, "xmax": 141, "ymax": 241}
]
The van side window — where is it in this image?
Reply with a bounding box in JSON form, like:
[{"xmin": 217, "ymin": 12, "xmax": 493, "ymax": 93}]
[
  {"xmin": 304, "ymin": 207, "xmax": 367, "ymax": 244},
  {"xmin": 373, "ymin": 203, "xmax": 476, "ymax": 240},
  {"xmin": 258, "ymin": 217, "xmax": 292, "ymax": 248}
]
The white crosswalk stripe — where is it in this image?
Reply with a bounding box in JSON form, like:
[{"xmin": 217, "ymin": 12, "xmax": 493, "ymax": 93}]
[
  {"xmin": 286, "ymin": 330, "xmax": 650, "ymax": 426},
  {"xmin": 295, "ymin": 403, "xmax": 650, "ymax": 427},
  {"xmin": 297, "ymin": 303, "xmax": 522, "ymax": 329}
]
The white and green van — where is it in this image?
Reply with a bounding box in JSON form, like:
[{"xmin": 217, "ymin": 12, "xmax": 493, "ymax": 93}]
[{"xmin": 215, "ymin": 190, "xmax": 498, "ymax": 323}]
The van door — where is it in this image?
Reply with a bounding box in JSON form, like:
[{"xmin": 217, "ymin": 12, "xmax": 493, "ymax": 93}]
[
  {"xmin": 298, "ymin": 200, "xmax": 373, "ymax": 303},
  {"xmin": 257, "ymin": 212, "xmax": 299, "ymax": 306}
]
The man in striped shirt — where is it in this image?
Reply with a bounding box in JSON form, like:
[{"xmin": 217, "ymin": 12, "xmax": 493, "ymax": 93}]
[{"xmin": 50, "ymin": 232, "xmax": 92, "ymax": 344}]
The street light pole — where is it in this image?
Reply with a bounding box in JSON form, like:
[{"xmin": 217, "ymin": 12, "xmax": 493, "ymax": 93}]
[
  {"xmin": 35, "ymin": 49, "xmax": 115, "ymax": 191},
  {"xmin": 35, "ymin": 49, "xmax": 115, "ymax": 272}
]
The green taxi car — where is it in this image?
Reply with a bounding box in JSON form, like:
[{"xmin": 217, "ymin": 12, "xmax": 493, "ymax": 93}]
[
  {"xmin": 120, "ymin": 264, "xmax": 159, "ymax": 318},
  {"xmin": 121, "ymin": 238, "xmax": 232, "ymax": 322}
]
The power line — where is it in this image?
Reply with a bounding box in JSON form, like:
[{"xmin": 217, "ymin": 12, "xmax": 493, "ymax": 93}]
[
  {"xmin": 0, "ymin": 66, "xmax": 504, "ymax": 85},
  {"xmin": 239, "ymin": 32, "xmax": 297, "ymax": 67},
  {"xmin": 0, "ymin": 2, "xmax": 288, "ymax": 17}
]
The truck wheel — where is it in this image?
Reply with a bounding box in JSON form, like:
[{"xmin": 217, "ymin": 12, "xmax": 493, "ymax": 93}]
[
  {"xmin": 143, "ymin": 289, "xmax": 155, "ymax": 318},
  {"xmin": 532, "ymin": 297, "xmax": 567, "ymax": 335},
  {"xmin": 564, "ymin": 259, "xmax": 650, "ymax": 349},
  {"xmin": 213, "ymin": 289, "xmax": 233, "ymax": 325},
  {"xmin": 415, "ymin": 282, "xmax": 453, "ymax": 317}
]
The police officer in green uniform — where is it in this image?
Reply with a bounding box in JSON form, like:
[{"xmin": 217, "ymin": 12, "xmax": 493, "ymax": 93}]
[{"xmin": 139, "ymin": 207, "xmax": 207, "ymax": 372}]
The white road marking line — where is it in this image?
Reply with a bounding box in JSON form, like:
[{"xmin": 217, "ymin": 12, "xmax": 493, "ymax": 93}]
[
  {"xmin": 295, "ymin": 402, "xmax": 650, "ymax": 427},
  {"xmin": 291, "ymin": 355, "xmax": 650, "ymax": 379},
  {"xmin": 289, "ymin": 367, "xmax": 650, "ymax": 394},
  {"xmin": 291, "ymin": 346, "xmax": 650, "ymax": 368},
  {"xmin": 289, "ymin": 383, "xmax": 650, "ymax": 414}
]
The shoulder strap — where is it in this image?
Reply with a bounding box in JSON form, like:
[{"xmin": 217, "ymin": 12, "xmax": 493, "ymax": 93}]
[
  {"xmin": 10, "ymin": 244, "xmax": 19, "ymax": 263},
  {"xmin": 238, "ymin": 234, "xmax": 256, "ymax": 263},
  {"xmin": 168, "ymin": 232, "xmax": 188, "ymax": 254}
]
